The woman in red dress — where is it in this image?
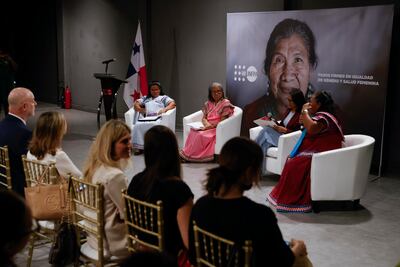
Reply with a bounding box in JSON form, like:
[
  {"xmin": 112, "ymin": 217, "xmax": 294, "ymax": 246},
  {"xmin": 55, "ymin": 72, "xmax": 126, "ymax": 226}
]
[{"xmin": 267, "ymin": 91, "xmax": 344, "ymax": 212}]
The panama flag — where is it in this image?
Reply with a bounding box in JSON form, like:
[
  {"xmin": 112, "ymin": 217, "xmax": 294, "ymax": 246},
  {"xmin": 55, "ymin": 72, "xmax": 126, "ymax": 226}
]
[{"xmin": 123, "ymin": 22, "xmax": 148, "ymax": 108}]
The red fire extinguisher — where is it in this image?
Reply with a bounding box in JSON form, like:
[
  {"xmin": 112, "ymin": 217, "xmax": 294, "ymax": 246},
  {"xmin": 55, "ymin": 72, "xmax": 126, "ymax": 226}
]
[{"xmin": 64, "ymin": 85, "xmax": 71, "ymax": 109}]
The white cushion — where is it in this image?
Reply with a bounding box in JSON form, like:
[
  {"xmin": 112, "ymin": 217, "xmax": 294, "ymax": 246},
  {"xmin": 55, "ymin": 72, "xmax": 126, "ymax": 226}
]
[{"xmin": 266, "ymin": 147, "xmax": 278, "ymax": 158}]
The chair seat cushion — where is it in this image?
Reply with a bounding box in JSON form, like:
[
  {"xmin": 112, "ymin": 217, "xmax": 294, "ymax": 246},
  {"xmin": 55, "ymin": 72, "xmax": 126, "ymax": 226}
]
[{"xmin": 266, "ymin": 147, "xmax": 278, "ymax": 158}]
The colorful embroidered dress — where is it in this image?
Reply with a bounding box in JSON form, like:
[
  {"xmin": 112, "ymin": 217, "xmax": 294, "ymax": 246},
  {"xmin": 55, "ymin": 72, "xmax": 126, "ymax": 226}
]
[
  {"xmin": 267, "ymin": 112, "xmax": 344, "ymax": 212},
  {"xmin": 180, "ymin": 99, "xmax": 234, "ymax": 162}
]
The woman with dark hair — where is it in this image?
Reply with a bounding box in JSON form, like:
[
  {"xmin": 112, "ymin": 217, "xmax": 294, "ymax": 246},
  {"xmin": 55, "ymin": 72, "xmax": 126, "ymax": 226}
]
[
  {"xmin": 180, "ymin": 82, "xmax": 234, "ymax": 162},
  {"xmin": 255, "ymin": 88, "xmax": 306, "ymax": 156},
  {"xmin": 242, "ymin": 18, "xmax": 317, "ymax": 136},
  {"xmin": 188, "ymin": 137, "xmax": 308, "ymax": 266},
  {"xmin": 132, "ymin": 81, "xmax": 176, "ymax": 154},
  {"xmin": 0, "ymin": 190, "xmax": 33, "ymax": 267},
  {"xmin": 128, "ymin": 125, "xmax": 193, "ymax": 259},
  {"xmin": 268, "ymin": 90, "xmax": 344, "ymax": 213}
]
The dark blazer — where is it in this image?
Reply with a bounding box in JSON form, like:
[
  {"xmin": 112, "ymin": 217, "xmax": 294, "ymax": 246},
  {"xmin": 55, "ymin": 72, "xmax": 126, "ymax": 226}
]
[{"xmin": 0, "ymin": 114, "xmax": 32, "ymax": 197}]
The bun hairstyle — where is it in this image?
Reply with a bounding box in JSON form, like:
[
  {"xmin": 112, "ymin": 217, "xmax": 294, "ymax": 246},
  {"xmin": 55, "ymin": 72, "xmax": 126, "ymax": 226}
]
[
  {"xmin": 205, "ymin": 137, "xmax": 263, "ymax": 196},
  {"xmin": 314, "ymin": 90, "xmax": 336, "ymax": 115}
]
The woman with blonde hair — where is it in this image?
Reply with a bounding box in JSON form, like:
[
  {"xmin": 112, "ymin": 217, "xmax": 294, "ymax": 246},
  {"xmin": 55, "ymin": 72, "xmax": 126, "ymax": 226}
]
[
  {"xmin": 27, "ymin": 111, "xmax": 82, "ymax": 179},
  {"xmin": 82, "ymin": 119, "xmax": 132, "ymax": 259}
]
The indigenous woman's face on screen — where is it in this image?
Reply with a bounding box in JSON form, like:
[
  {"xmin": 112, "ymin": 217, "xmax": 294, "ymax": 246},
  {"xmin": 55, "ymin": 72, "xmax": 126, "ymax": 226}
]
[
  {"xmin": 113, "ymin": 133, "xmax": 132, "ymax": 160},
  {"xmin": 150, "ymin": 85, "xmax": 161, "ymax": 98},
  {"xmin": 268, "ymin": 34, "xmax": 311, "ymax": 109}
]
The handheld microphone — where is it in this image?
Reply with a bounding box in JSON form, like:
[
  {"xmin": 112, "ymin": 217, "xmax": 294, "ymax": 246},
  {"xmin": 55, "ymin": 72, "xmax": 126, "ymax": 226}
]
[
  {"xmin": 267, "ymin": 112, "xmax": 276, "ymax": 122},
  {"xmin": 102, "ymin": 58, "xmax": 116, "ymax": 64}
]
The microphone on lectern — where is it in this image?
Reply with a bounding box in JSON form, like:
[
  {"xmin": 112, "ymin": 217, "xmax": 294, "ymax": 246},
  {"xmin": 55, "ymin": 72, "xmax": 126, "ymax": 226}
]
[{"xmin": 102, "ymin": 58, "xmax": 116, "ymax": 64}]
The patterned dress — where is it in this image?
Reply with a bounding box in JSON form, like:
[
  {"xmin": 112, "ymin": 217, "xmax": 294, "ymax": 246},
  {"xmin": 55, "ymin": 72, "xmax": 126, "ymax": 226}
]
[
  {"xmin": 132, "ymin": 95, "xmax": 174, "ymax": 149},
  {"xmin": 267, "ymin": 112, "xmax": 344, "ymax": 212},
  {"xmin": 180, "ymin": 99, "xmax": 234, "ymax": 162}
]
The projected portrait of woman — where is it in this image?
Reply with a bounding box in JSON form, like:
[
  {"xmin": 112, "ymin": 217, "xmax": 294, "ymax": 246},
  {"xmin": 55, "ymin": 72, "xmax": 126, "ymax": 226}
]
[{"xmin": 242, "ymin": 18, "xmax": 317, "ymax": 136}]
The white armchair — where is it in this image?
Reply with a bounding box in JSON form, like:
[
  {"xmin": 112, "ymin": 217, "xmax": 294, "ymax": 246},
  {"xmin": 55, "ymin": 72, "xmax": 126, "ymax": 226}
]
[
  {"xmin": 124, "ymin": 107, "xmax": 176, "ymax": 133},
  {"xmin": 310, "ymin": 134, "xmax": 375, "ymax": 202},
  {"xmin": 249, "ymin": 127, "xmax": 301, "ymax": 175},
  {"xmin": 183, "ymin": 106, "xmax": 242, "ymax": 154}
]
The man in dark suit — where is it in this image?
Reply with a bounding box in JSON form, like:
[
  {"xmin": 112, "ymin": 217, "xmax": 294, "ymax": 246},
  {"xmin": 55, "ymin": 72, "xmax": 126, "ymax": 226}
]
[{"xmin": 0, "ymin": 87, "xmax": 36, "ymax": 197}]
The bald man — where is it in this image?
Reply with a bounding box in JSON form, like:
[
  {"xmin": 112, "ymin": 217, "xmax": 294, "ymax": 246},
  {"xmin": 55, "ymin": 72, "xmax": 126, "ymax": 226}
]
[{"xmin": 0, "ymin": 87, "xmax": 36, "ymax": 196}]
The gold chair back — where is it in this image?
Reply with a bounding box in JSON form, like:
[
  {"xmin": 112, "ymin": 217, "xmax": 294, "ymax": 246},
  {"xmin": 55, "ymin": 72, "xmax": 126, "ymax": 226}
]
[
  {"xmin": 69, "ymin": 176, "xmax": 108, "ymax": 266},
  {"xmin": 122, "ymin": 190, "xmax": 164, "ymax": 252},
  {"xmin": 193, "ymin": 221, "xmax": 253, "ymax": 267},
  {"xmin": 22, "ymin": 155, "xmax": 58, "ymax": 186},
  {"xmin": 0, "ymin": 146, "xmax": 12, "ymax": 190},
  {"xmin": 21, "ymin": 155, "xmax": 60, "ymax": 267}
]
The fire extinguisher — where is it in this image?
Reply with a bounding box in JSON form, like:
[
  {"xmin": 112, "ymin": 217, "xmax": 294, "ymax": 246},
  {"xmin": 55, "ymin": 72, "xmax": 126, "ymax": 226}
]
[{"xmin": 64, "ymin": 85, "xmax": 71, "ymax": 109}]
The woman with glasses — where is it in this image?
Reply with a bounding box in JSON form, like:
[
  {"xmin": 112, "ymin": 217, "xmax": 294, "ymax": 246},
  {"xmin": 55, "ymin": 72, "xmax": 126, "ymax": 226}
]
[{"xmin": 180, "ymin": 82, "xmax": 234, "ymax": 162}]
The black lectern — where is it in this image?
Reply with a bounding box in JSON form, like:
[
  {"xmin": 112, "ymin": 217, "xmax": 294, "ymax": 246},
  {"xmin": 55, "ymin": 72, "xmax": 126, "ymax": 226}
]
[{"xmin": 94, "ymin": 73, "xmax": 127, "ymax": 128}]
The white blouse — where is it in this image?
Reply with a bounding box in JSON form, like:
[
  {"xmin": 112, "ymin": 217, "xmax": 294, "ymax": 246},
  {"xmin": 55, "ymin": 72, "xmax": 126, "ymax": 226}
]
[{"xmin": 27, "ymin": 149, "xmax": 82, "ymax": 179}]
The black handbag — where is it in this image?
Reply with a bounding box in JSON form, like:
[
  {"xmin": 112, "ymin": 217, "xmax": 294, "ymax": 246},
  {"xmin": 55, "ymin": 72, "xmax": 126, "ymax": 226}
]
[
  {"xmin": 49, "ymin": 180, "xmax": 80, "ymax": 266},
  {"xmin": 48, "ymin": 221, "xmax": 80, "ymax": 266}
]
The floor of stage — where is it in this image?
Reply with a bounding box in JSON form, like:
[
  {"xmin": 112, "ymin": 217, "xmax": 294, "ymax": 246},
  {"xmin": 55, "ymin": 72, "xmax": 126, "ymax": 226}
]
[{"xmin": 12, "ymin": 102, "xmax": 400, "ymax": 267}]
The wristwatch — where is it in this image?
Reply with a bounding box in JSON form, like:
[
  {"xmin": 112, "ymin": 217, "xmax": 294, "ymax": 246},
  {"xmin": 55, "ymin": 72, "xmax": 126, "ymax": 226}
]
[{"xmin": 301, "ymin": 109, "xmax": 309, "ymax": 115}]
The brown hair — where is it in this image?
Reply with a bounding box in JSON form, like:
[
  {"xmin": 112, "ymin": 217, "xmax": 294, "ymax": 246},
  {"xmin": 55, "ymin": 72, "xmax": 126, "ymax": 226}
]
[{"xmin": 29, "ymin": 111, "xmax": 67, "ymax": 160}]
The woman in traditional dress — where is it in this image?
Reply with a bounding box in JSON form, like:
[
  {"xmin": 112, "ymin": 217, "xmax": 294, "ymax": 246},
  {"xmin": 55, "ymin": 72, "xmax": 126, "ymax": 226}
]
[
  {"xmin": 132, "ymin": 81, "xmax": 176, "ymax": 154},
  {"xmin": 27, "ymin": 111, "xmax": 82, "ymax": 179},
  {"xmin": 255, "ymin": 88, "xmax": 305, "ymax": 156},
  {"xmin": 180, "ymin": 82, "xmax": 234, "ymax": 162},
  {"xmin": 267, "ymin": 90, "xmax": 344, "ymax": 212}
]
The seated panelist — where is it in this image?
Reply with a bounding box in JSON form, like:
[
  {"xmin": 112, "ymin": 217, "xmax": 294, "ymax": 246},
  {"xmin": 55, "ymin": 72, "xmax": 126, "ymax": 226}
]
[
  {"xmin": 132, "ymin": 81, "xmax": 176, "ymax": 154},
  {"xmin": 180, "ymin": 82, "xmax": 234, "ymax": 162}
]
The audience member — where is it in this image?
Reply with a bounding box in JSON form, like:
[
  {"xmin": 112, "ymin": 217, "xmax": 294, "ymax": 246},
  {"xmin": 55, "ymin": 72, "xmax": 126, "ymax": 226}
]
[
  {"xmin": 132, "ymin": 81, "xmax": 176, "ymax": 154},
  {"xmin": 180, "ymin": 82, "xmax": 234, "ymax": 162},
  {"xmin": 255, "ymin": 88, "xmax": 305, "ymax": 156},
  {"xmin": 27, "ymin": 111, "xmax": 82, "ymax": 179},
  {"xmin": 120, "ymin": 251, "xmax": 178, "ymax": 267},
  {"xmin": 188, "ymin": 137, "xmax": 308, "ymax": 267},
  {"xmin": 82, "ymin": 120, "xmax": 132, "ymax": 259},
  {"xmin": 268, "ymin": 90, "xmax": 343, "ymax": 212},
  {"xmin": 128, "ymin": 125, "xmax": 193, "ymax": 258},
  {"xmin": 0, "ymin": 190, "xmax": 33, "ymax": 267},
  {"xmin": 0, "ymin": 87, "xmax": 36, "ymax": 196}
]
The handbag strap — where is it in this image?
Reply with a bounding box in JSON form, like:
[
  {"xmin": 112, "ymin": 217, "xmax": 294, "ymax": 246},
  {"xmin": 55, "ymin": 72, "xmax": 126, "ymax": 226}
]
[{"xmin": 36, "ymin": 166, "xmax": 50, "ymax": 185}]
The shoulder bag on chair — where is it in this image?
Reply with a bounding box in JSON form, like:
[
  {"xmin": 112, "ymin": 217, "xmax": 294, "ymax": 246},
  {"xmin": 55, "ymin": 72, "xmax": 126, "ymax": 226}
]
[{"xmin": 24, "ymin": 168, "xmax": 68, "ymax": 220}]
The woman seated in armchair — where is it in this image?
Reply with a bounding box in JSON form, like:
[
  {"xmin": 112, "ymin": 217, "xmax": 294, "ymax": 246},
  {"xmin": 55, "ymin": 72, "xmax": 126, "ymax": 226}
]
[
  {"xmin": 267, "ymin": 90, "xmax": 344, "ymax": 213},
  {"xmin": 132, "ymin": 81, "xmax": 176, "ymax": 154},
  {"xmin": 180, "ymin": 82, "xmax": 234, "ymax": 162},
  {"xmin": 255, "ymin": 88, "xmax": 306, "ymax": 156}
]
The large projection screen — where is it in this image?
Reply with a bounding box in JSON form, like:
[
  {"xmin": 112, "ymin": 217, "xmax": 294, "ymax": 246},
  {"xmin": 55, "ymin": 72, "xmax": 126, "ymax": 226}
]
[{"xmin": 226, "ymin": 5, "xmax": 394, "ymax": 169}]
